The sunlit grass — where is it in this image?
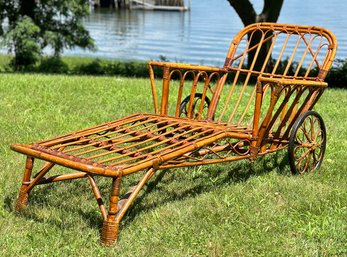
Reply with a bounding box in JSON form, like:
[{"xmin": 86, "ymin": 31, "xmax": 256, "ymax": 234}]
[{"xmin": 0, "ymin": 74, "xmax": 346, "ymax": 256}]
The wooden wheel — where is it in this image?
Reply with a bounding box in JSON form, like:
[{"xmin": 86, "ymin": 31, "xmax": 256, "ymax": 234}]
[
  {"xmin": 288, "ymin": 111, "xmax": 326, "ymax": 174},
  {"xmin": 179, "ymin": 93, "xmax": 211, "ymax": 119}
]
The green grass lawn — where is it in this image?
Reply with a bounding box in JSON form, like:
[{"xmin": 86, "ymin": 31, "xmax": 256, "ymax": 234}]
[{"xmin": 0, "ymin": 74, "xmax": 346, "ymax": 256}]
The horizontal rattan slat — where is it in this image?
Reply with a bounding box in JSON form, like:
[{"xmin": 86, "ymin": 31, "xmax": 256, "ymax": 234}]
[{"xmin": 11, "ymin": 114, "xmax": 253, "ymax": 176}]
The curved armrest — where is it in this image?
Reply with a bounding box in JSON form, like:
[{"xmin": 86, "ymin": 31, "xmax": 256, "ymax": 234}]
[
  {"xmin": 148, "ymin": 61, "xmax": 228, "ymax": 118},
  {"xmin": 148, "ymin": 61, "xmax": 227, "ymax": 73},
  {"xmin": 252, "ymin": 76, "xmax": 328, "ymax": 148},
  {"xmin": 257, "ymin": 76, "xmax": 328, "ymax": 88}
]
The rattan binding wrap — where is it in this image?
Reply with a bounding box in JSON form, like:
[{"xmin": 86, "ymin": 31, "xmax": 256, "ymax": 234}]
[
  {"xmin": 101, "ymin": 221, "xmax": 119, "ymax": 246},
  {"xmin": 15, "ymin": 191, "xmax": 28, "ymax": 212}
]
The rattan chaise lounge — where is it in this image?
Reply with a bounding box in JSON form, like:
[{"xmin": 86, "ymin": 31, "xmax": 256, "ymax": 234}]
[{"xmin": 11, "ymin": 23, "xmax": 337, "ymax": 245}]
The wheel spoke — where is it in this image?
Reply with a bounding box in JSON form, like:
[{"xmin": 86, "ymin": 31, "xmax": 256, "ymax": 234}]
[
  {"xmin": 303, "ymin": 119, "xmax": 313, "ymax": 143},
  {"xmin": 310, "ymin": 116, "xmax": 315, "ymax": 142},
  {"xmin": 313, "ymin": 146, "xmax": 322, "ymax": 163},
  {"xmin": 297, "ymin": 156, "xmax": 306, "ymax": 174},
  {"xmin": 294, "ymin": 145, "xmax": 311, "ymax": 162},
  {"xmin": 314, "ymin": 127, "xmax": 324, "ymax": 145},
  {"xmin": 312, "ymin": 148, "xmax": 319, "ymax": 166},
  {"xmin": 302, "ymin": 150, "xmax": 313, "ymax": 173}
]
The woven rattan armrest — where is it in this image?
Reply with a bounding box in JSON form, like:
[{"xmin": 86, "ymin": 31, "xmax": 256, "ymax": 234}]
[
  {"xmin": 258, "ymin": 76, "xmax": 328, "ymax": 88},
  {"xmin": 148, "ymin": 61, "xmax": 228, "ymax": 73}
]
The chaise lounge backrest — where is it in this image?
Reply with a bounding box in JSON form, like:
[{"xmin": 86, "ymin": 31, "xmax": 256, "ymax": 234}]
[
  {"xmin": 224, "ymin": 23, "xmax": 336, "ymax": 80},
  {"xmin": 208, "ymin": 23, "xmax": 336, "ymax": 144},
  {"xmin": 213, "ymin": 23, "xmax": 336, "ymax": 125},
  {"xmin": 148, "ymin": 23, "xmax": 337, "ymax": 142}
]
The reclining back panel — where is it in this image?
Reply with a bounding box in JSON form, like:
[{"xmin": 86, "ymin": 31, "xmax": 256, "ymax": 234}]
[{"xmin": 211, "ymin": 23, "xmax": 337, "ymax": 130}]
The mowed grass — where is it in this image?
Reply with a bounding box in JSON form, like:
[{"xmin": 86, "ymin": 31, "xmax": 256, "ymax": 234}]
[{"xmin": 0, "ymin": 73, "xmax": 346, "ymax": 256}]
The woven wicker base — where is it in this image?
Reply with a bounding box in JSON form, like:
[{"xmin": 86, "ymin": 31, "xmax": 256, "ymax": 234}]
[
  {"xmin": 100, "ymin": 220, "xmax": 119, "ymax": 246},
  {"xmin": 15, "ymin": 191, "xmax": 28, "ymax": 212}
]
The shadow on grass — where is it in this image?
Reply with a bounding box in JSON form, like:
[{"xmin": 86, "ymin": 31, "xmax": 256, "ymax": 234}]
[
  {"xmin": 3, "ymin": 194, "xmax": 16, "ymax": 212},
  {"xmin": 4, "ymin": 150, "xmax": 291, "ymax": 231},
  {"xmin": 4, "ymin": 179, "xmax": 104, "ymax": 230},
  {"xmin": 122, "ymin": 150, "xmax": 290, "ymax": 226}
]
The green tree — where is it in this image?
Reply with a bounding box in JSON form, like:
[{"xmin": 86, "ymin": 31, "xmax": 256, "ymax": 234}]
[{"xmin": 0, "ymin": 0, "xmax": 95, "ymax": 69}]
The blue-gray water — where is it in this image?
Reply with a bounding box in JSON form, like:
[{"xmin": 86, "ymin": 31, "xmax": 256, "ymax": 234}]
[{"xmin": 18, "ymin": 0, "xmax": 347, "ymax": 65}]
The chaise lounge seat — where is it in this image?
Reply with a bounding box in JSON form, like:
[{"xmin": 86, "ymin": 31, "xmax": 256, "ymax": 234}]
[{"xmin": 11, "ymin": 113, "xmax": 253, "ymax": 177}]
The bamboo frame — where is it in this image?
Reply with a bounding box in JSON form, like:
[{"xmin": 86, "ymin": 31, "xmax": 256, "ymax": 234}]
[{"xmin": 11, "ymin": 23, "xmax": 337, "ymax": 246}]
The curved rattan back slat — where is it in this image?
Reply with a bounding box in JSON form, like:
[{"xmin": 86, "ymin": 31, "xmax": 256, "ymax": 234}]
[{"xmin": 224, "ymin": 23, "xmax": 337, "ymax": 80}]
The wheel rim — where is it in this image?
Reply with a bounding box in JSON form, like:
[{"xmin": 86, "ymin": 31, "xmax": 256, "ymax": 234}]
[
  {"xmin": 289, "ymin": 111, "xmax": 326, "ymax": 174},
  {"xmin": 179, "ymin": 94, "xmax": 210, "ymax": 119}
]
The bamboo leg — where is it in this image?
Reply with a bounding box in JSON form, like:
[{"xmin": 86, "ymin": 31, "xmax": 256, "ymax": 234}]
[
  {"xmin": 115, "ymin": 168, "xmax": 156, "ymax": 224},
  {"xmin": 101, "ymin": 175, "xmax": 122, "ymax": 246},
  {"xmin": 15, "ymin": 156, "xmax": 34, "ymax": 212},
  {"xmin": 87, "ymin": 175, "xmax": 107, "ymax": 221}
]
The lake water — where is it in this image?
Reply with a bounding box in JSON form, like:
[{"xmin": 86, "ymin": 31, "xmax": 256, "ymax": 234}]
[{"xmin": 15, "ymin": 0, "xmax": 347, "ymax": 66}]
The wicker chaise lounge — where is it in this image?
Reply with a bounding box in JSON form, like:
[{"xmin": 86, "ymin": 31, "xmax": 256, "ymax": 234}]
[{"xmin": 11, "ymin": 23, "xmax": 337, "ymax": 245}]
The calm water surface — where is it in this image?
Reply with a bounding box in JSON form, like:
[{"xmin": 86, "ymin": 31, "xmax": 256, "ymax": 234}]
[{"xmin": 64, "ymin": 0, "xmax": 347, "ymax": 65}]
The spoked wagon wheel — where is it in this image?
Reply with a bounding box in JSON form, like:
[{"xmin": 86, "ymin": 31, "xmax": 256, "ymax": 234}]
[
  {"xmin": 288, "ymin": 111, "xmax": 326, "ymax": 174},
  {"xmin": 179, "ymin": 93, "xmax": 211, "ymax": 119}
]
